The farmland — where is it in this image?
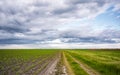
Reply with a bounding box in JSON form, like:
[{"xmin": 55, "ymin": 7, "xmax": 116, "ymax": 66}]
[
  {"xmin": 64, "ymin": 50, "xmax": 120, "ymax": 75},
  {"xmin": 0, "ymin": 50, "xmax": 60, "ymax": 75},
  {"xmin": 0, "ymin": 49, "xmax": 120, "ymax": 75}
]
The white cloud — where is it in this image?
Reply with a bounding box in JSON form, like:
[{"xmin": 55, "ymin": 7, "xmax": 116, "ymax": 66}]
[
  {"xmin": 0, "ymin": 0, "xmax": 120, "ymax": 48},
  {"xmin": 113, "ymin": 3, "xmax": 120, "ymax": 11},
  {"xmin": 0, "ymin": 43, "xmax": 120, "ymax": 49},
  {"xmin": 40, "ymin": 39, "xmax": 63, "ymax": 44}
]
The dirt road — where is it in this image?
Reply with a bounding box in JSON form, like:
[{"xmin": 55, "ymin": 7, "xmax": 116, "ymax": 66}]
[
  {"xmin": 38, "ymin": 55, "xmax": 60, "ymax": 75},
  {"xmin": 68, "ymin": 53, "xmax": 100, "ymax": 75}
]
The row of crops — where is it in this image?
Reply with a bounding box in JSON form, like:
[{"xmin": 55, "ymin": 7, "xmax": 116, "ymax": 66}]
[
  {"xmin": 64, "ymin": 50, "xmax": 120, "ymax": 75},
  {"xmin": 0, "ymin": 50, "xmax": 59, "ymax": 75}
]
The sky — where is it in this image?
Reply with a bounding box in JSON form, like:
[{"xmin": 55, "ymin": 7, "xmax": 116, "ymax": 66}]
[{"xmin": 0, "ymin": 0, "xmax": 120, "ymax": 49}]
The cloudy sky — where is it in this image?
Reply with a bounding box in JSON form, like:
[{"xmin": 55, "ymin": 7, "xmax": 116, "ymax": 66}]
[{"xmin": 0, "ymin": 0, "xmax": 120, "ymax": 49}]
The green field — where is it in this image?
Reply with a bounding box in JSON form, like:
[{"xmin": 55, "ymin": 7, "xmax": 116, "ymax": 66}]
[
  {"xmin": 0, "ymin": 49, "xmax": 59, "ymax": 75},
  {"xmin": 0, "ymin": 49, "xmax": 120, "ymax": 75},
  {"xmin": 64, "ymin": 50, "xmax": 120, "ymax": 75}
]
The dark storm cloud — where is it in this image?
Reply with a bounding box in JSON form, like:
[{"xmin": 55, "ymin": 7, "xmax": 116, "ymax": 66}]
[
  {"xmin": 60, "ymin": 30, "xmax": 120, "ymax": 44},
  {"xmin": 0, "ymin": 18, "xmax": 29, "ymax": 33},
  {"xmin": 63, "ymin": 37, "xmax": 116, "ymax": 44},
  {"xmin": 0, "ymin": 26, "xmax": 28, "ymax": 33},
  {"xmin": 67, "ymin": 0, "xmax": 108, "ymax": 5},
  {"xmin": 0, "ymin": 38, "xmax": 37, "ymax": 44},
  {"xmin": 50, "ymin": 0, "xmax": 112, "ymax": 19},
  {"xmin": 52, "ymin": 6, "xmax": 75, "ymax": 15}
]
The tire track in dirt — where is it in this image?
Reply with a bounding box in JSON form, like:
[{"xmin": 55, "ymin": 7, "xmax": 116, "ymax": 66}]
[
  {"xmin": 38, "ymin": 53, "xmax": 61, "ymax": 75},
  {"xmin": 54, "ymin": 51, "xmax": 68, "ymax": 75},
  {"xmin": 63, "ymin": 52, "xmax": 75, "ymax": 75},
  {"xmin": 67, "ymin": 53, "xmax": 100, "ymax": 75}
]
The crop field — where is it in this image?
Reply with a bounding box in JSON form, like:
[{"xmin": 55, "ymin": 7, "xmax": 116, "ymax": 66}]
[
  {"xmin": 0, "ymin": 49, "xmax": 120, "ymax": 75},
  {"xmin": 0, "ymin": 50, "xmax": 60, "ymax": 75},
  {"xmin": 64, "ymin": 50, "xmax": 120, "ymax": 75}
]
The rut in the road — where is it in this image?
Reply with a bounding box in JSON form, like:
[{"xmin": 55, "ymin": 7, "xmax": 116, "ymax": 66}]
[
  {"xmin": 67, "ymin": 53, "xmax": 100, "ymax": 75},
  {"xmin": 38, "ymin": 53, "xmax": 60, "ymax": 75},
  {"xmin": 63, "ymin": 52, "xmax": 74, "ymax": 75},
  {"xmin": 55, "ymin": 52, "xmax": 68, "ymax": 75}
]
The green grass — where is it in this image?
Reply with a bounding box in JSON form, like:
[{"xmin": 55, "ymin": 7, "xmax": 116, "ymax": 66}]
[
  {"xmin": 66, "ymin": 50, "xmax": 120, "ymax": 75},
  {"xmin": 64, "ymin": 52, "xmax": 89, "ymax": 75}
]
